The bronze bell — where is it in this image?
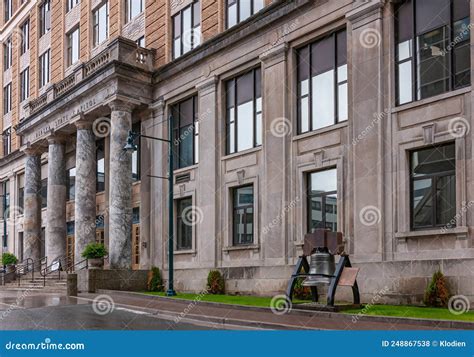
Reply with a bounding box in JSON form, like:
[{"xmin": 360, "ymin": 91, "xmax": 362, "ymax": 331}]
[{"xmin": 302, "ymin": 249, "xmax": 335, "ymax": 286}]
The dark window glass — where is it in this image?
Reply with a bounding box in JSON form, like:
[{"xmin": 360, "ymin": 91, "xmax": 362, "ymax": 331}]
[
  {"xmin": 93, "ymin": 2, "xmax": 108, "ymax": 46},
  {"xmin": 3, "ymin": 83, "xmax": 11, "ymax": 115},
  {"xmin": 2, "ymin": 127, "xmax": 11, "ymax": 156},
  {"xmin": 18, "ymin": 186, "xmax": 24, "ymax": 210},
  {"xmin": 132, "ymin": 122, "xmax": 141, "ymax": 181},
  {"xmin": 67, "ymin": 0, "xmax": 80, "ymax": 12},
  {"xmin": 233, "ymin": 185, "xmax": 254, "ymax": 245},
  {"xmin": 226, "ymin": 68, "xmax": 262, "ymax": 154},
  {"xmin": 226, "ymin": 0, "xmax": 264, "ymax": 28},
  {"xmin": 176, "ymin": 197, "xmax": 192, "ymax": 250},
  {"xmin": 67, "ymin": 27, "xmax": 80, "ymax": 66},
  {"xmin": 172, "ymin": 1, "xmax": 201, "ymax": 59},
  {"xmin": 39, "ymin": 49, "xmax": 50, "ymax": 88},
  {"xmin": 297, "ymin": 29, "xmax": 347, "ymax": 134},
  {"xmin": 3, "ymin": 37, "xmax": 12, "ymax": 70},
  {"xmin": 41, "ymin": 178, "xmax": 47, "ymax": 208},
  {"xmin": 307, "ymin": 168, "xmax": 337, "ymax": 232},
  {"xmin": 410, "ymin": 143, "xmax": 456, "ymax": 229},
  {"xmin": 39, "ymin": 0, "xmax": 51, "ymax": 37},
  {"xmin": 67, "ymin": 167, "xmax": 76, "ymax": 201},
  {"xmin": 4, "ymin": 0, "xmax": 12, "ymax": 22},
  {"xmin": 20, "ymin": 68, "xmax": 29, "ymax": 102},
  {"xmin": 20, "ymin": 19, "xmax": 30, "ymax": 55},
  {"xmin": 132, "ymin": 207, "xmax": 140, "ymax": 224},
  {"xmin": 2, "ymin": 180, "xmax": 10, "ymax": 219},
  {"xmin": 172, "ymin": 96, "xmax": 199, "ymax": 169},
  {"xmin": 395, "ymin": 0, "xmax": 470, "ymax": 105},
  {"xmin": 96, "ymin": 139, "xmax": 105, "ymax": 192}
]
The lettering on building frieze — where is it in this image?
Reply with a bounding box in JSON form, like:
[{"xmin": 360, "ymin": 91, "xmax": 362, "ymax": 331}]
[{"xmin": 25, "ymin": 99, "xmax": 97, "ymax": 144}]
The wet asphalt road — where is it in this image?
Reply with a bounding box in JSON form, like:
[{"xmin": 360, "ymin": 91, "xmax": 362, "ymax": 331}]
[{"xmin": 0, "ymin": 291, "xmax": 209, "ymax": 330}]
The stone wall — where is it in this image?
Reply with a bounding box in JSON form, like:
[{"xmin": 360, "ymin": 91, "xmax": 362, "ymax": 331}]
[{"xmin": 76, "ymin": 269, "xmax": 149, "ymax": 293}]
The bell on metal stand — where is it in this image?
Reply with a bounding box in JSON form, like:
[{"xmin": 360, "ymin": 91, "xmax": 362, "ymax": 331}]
[{"xmin": 302, "ymin": 247, "xmax": 336, "ymax": 287}]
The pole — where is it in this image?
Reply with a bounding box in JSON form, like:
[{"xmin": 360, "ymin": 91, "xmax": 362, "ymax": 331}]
[
  {"xmin": 2, "ymin": 189, "xmax": 6, "ymax": 256},
  {"xmin": 166, "ymin": 115, "xmax": 176, "ymax": 296}
]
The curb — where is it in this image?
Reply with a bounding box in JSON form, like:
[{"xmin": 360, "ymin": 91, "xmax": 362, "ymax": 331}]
[{"xmin": 96, "ymin": 289, "xmax": 474, "ymax": 330}]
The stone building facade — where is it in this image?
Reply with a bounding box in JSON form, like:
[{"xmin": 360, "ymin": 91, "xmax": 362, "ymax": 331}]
[{"xmin": 0, "ymin": 0, "xmax": 473, "ymax": 304}]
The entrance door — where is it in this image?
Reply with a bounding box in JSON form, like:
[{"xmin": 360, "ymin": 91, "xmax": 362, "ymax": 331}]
[
  {"xmin": 66, "ymin": 222, "xmax": 75, "ymax": 268},
  {"xmin": 132, "ymin": 207, "xmax": 140, "ymax": 270}
]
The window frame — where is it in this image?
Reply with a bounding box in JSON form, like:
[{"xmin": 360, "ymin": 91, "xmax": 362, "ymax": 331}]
[
  {"xmin": 2, "ymin": 127, "xmax": 11, "ymax": 156},
  {"xmin": 93, "ymin": 1, "xmax": 109, "ymax": 47},
  {"xmin": 176, "ymin": 197, "xmax": 193, "ymax": 250},
  {"xmin": 66, "ymin": 0, "xmax": 80, "ymax": 12},
  {"xmin": 395, "ymin": 0, "xmax": 471, "ymax": 106},
  {"xmin": 306, "ymin": 168, "xmax": 338, "ymax": 233},
  {"xmin": 409, "ymin": 143, "xmax": 456, "ymax": 230},
  {"xmin": 3, "ymin": 83, "xmax": 11, "ymax": 115},
  {"xmin": 66, "ymin": 167, "xmax": 76, "ymax": 201},
  {"xmin": 66, "ymin": 27, "xmax": 80, "ymax": 66},
  {"xmin": 226, "ymin": 67, "xmax": 262, "ymax": 155},
  {"xmin": 20, "ymin": 19, "xmax": 30, "ymax": 55},
  {"xmin": 172, "ymin": 0, "xmax": 201, "ymax": 59},
  {"xmin": 296, "ymin": 29, "xmax": 347, "ymax": 134},
  {"xmin": 20, "ymin": 67, "xmax": 29, "ymax": 102},
  {"xmin": 96, "ymin": 139, "xmax": 105, "ymax": 193},
  {"xmin": 4, "ymin": 0, "xmax": 12, "ymax": 22},
  {"xmin": 132, "ymin": 122, "xmax": 141, "ymax": 181},
  {"xmin": 171, "ymin": 95, "xmax": 199, "ymax": 170},
  {"xmin": 126, "ymin": 0, "xmax": 144, "ymax": 23},
  {"xmin": 39, "ymin": 49, "xmax": 50, "ymax": 89},
  {"xmin": 232, "ymin": 185, "xmax": 254, "ymax": 246},
  {"xmin": 3, "ymin": 37, "xmax": 12, "ymax": 71},
  {"xmin": 39, "ymin": 0, "xmax": 51, "ymax": 37},
  {"xmin": 225, "ymin": 0, "xmax": 265, "ymax": 28}
]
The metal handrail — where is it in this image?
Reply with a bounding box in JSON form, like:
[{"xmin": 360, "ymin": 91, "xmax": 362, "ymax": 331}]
[{"xmin": 64, "ymin": 256, "xmax": 89, "ymax": 273}]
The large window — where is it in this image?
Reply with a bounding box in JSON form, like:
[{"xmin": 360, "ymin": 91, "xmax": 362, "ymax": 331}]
[
  {"xmin": 67, "ymin": 28, "xmax": 80, "ymax": 66},
  {"xmin": 176, "ymin": 197, "xmax": 192, "ymax": 250},
  {"xmin": 132, "ymin": 122, "xmax": 141, "ymax": 181},
  {"xmin": 2, "ymin": 127, "xmax": 11, "ymax": 156},
  {"xmin": 126, "ymin": 0, "xmax": 143, "ymax": 22},
  {"xmin": 20, "ymin": 68, "xmax": 29, "ymax": 102},
  {"xmin": 171, "ymin": 96, "xmax": 199, "ymax": 169},
  {"xmin": 297, "ymin": 29, "xmax": 347, "ymax": 134},
  {"xmin": 4, "ymin": 0, "xmax": 12, "ymax": 22},
  {"xmin": 67, "ymin": 167, "xmax": 76, "ymax": 201},
  {"xmin": 307, "ymin": 168, "xmax": 337, "ymax": 232},
  {"xmin": 20, "ymin": 19, "xmax": 30, "ymax": 55},
  {"xmin": 3, "ymin": 37, "xmax": 12, "ymax": 71},
  {"xmin": 395, "ymin": 0, "xmax": 470, "ymax": 105},
  {"xmin": 410, "ymin": 143, "xmax": 456, "ymax": 230},
  {"xmin": 96, "ymin": 140, "xmax": 105, "ymax": 192},
  {"xmin": 67, "ymin": 0, "xmax": 80, "ymax": 12},
  {"xmin": 3, "ymin": 83, "xmax": 11, "ymax": 114},
  {"xmin": 172, "ymin": 1, "xmax": 201, "ymax": 59},
  {"xmin": 233, "ymin": 185, "xmax": 254, "ymax": 245},
  {"xmin": 39, "ymin": 0, "xmax": 51, "ymax": 37},
  {"xmin": 39, "ymin": 50, "xmax": 50, "ymax": 88},
  {"xmin": 18, "ymin": 178, "xmax": 24, "ymax": 211},
  {"xmin": 93, "ymin": 2, "xmax": 109, "ymax": 46},
  {"xmin": 226, "ymin": 68, "xmax": 262, "ymax": 154},
  {"xmin": 226, "ymin": 0, "xmax": 264, "ymax": 28}
]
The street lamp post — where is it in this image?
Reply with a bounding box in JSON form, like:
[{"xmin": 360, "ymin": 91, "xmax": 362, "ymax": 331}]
[
  {"xmin": 124, "ymin": 115, "xmax": 176, "ymax": 296},
  {"xmin": 1, "ymin": 189, "xmax": 6, "ymax": 257}
]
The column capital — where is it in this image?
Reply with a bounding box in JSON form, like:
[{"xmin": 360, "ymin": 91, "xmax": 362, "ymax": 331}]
[
  {"xmin": 108, "ymin": 99, "xmax": 135, "ymax": 113},
  {"xmin": 47, "ymin": 133, "xmax": 68, "ymax": 145},
  {"xmin": 74, "ymin": 119, "xmax": 93, "ymax": 130},
  {"xmin": 22, "ymin": 145, "xmax": 45, "ymax": 156}
]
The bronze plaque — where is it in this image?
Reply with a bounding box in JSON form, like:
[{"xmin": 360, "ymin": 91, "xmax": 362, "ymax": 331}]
[{"xmin": 338, "ymin": 267, "xmax": 360, "ymax": 286}]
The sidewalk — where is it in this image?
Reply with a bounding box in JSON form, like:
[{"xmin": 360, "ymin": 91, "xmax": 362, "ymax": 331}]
[{"xmin": 79, "ymin": 290, "xmax": 474, "ymax": 330}]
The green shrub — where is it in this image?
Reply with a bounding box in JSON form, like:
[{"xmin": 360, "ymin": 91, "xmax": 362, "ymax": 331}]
[
  {"xmin": 81, "ymin": 243, "xmax": 108, "ymax": 259},
  {"xmin": 293, "ymin": 277, "xmax": 312, "ymax": 300},
  {"xmin": 147, "ymin": 266, "xmax": 164, "ymax": 292},
  {"xmin": 424, "ymin": 270, "xmax": 450, "ymax": 307},
  {"xmin": 207, "ymin": 270, "xmax": 225, "ymax": 294},
  {"xmin": 1, "ymin": 252, "xmax": 18, "ymax": 266}
]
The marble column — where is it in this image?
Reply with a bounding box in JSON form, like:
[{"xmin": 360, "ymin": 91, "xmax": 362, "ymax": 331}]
[
  {"xmin": 23, "ymin": 148, "xmax": 42, "ymax": 267},
  {"xmin": 108, "ymin": 100, "xmax": 133, "ymax": 269},
  {"xmin": 45, "ymin": 136, "xmax": 67, "ymax": 262},
  {"xmin": 74, "ymin": 121, "xmax": 97, "ymax": 263}
]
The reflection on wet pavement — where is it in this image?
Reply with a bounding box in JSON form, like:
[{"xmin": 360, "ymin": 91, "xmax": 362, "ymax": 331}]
[{"xmin": 0, "ymin": 290, "xmax": 87, "ymax": 310}]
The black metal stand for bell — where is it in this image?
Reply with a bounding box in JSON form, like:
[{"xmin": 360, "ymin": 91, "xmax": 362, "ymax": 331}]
[{"xmin": 285, "ymin": 229, "xmax": 361, "ymax": 311}]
